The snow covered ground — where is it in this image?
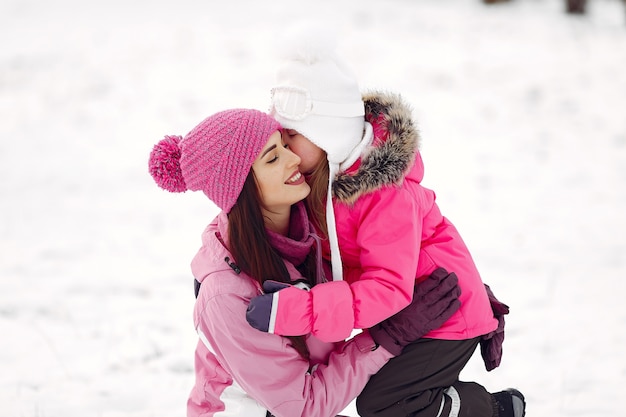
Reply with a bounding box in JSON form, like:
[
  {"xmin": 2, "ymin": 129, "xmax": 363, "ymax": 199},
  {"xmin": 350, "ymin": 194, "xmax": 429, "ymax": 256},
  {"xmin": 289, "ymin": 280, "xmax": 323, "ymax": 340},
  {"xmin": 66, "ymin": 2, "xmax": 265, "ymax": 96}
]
[{"xmin": 1, "ymin": 0, "xmax": 625, "ymax": 415}]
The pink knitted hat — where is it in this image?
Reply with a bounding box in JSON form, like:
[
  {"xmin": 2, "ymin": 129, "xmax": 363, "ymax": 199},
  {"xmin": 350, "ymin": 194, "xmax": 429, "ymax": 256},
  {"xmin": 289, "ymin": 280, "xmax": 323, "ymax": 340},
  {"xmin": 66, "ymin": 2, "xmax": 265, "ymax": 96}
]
[{"xmin": 149, "ymin": 109, "xmax": 281, "ymax": 212}]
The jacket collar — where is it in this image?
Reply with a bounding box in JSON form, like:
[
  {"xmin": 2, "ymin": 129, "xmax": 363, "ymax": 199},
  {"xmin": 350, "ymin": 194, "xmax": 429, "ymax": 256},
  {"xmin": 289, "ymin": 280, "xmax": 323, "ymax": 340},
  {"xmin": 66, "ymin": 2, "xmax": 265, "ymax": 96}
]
[
  {"xmin": 332, "ymin": 91, "xmax": 420, "ymax": 204},
  {"xmin": 265, "ymin": 201, "xmax": 316, "ymax": 267}
]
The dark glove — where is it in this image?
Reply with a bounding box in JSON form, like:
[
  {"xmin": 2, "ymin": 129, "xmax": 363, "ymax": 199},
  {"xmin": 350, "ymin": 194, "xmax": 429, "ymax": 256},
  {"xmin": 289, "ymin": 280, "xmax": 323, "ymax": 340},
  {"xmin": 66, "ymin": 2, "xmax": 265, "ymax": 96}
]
[
  {"xmin": 246, "ymin": 280, "xmax": 311, "ymax": 333},
  {"xmin": 369, "ymin": 267, "xmax": 461, "ymax": 356},
  {"xmin": 480, "ymin": 284, "xmax": 509, "ymax": 371}
]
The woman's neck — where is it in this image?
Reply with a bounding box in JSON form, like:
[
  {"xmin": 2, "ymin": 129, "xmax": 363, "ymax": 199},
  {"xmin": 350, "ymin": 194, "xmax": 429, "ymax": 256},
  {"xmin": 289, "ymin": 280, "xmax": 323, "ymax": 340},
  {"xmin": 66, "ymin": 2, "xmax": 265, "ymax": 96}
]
[{"xmin": 262, "ymin": 207, "xmax": 291, "ymax": 236}]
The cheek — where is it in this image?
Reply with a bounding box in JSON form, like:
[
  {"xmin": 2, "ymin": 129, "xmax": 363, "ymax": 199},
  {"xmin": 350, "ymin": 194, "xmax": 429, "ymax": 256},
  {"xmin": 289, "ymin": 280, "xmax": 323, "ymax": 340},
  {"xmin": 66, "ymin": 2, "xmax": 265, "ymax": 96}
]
[
  {"xmin": 294, "ymin": 144, "xmax": 323, "ymax": 172},
  {"xmin": 300, "ymin": 155, "xmax": 317, "ymax": 172},
  {"xmin": 253, "ymin": 170, "xmax": 275, "ymax": 197}
]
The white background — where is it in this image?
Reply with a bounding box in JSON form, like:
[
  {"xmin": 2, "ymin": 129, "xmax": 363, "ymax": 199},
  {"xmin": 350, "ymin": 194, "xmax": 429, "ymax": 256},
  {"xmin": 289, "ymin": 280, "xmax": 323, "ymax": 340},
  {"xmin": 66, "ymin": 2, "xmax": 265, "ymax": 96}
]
[{"xmin": 1, "ymin": 0, "xmax": 625, "ymax": 415}]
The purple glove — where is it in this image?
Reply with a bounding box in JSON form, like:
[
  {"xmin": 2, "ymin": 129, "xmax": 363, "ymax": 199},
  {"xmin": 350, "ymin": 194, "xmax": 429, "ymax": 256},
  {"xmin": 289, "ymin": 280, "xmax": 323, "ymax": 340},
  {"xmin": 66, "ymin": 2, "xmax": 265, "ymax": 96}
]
[
  {"xmin": 480, "ymin": 284, "xmax": 509, "ymax": 371},
  {"xmin": 369, "ymin": 267, "xmax": 461, "ymax": 356},
  {"xmin": 246, "ymin": 280, "xmax": 311, "ymax": 333}
]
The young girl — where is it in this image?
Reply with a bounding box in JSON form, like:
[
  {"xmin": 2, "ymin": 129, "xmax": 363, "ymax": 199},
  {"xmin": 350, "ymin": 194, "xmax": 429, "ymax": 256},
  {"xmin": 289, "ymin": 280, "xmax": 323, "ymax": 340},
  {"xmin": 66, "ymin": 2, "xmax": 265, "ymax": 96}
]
[
  {"xmin": 148, "ymin": 108, "xmax": 461, "ymax": 417},
  {"xmin": 245, "ymin": 38, "xmax": 525, "ymax": 417}
]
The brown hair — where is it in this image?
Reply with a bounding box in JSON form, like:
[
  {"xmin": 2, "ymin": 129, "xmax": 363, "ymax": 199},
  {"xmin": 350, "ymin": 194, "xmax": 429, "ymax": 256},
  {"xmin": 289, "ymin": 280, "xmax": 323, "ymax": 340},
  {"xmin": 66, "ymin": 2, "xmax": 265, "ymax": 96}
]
[
  {"xmin": 304, "ymin": 155, "xmax": 330, "ymax": 239},
  {"xmin": 228, "ymin": 173, "xmax": 311, "ymax": 360}
]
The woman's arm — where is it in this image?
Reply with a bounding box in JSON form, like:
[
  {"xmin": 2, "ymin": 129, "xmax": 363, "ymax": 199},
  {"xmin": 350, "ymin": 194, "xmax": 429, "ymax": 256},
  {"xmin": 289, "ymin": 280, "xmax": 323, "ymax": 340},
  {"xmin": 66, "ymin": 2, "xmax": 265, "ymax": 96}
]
[{"xmin": 200, "ymin": 289, "xmax": 392, "ymax": 417}]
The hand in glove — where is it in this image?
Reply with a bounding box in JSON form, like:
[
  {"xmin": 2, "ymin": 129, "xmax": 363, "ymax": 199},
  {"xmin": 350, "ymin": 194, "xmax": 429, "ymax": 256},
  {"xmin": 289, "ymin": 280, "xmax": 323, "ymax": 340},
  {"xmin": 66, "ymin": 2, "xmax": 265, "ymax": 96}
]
[
  {"xmin": 369, "ymin": 267, "xmax": 461, "ymax": 356},
  {"xmin": 246, "ymin": 280, "xmax": 311, "ymax": 333},
  {"xmin": 480, "ymin": 284, "xmax": 509, "ymax": 371}
]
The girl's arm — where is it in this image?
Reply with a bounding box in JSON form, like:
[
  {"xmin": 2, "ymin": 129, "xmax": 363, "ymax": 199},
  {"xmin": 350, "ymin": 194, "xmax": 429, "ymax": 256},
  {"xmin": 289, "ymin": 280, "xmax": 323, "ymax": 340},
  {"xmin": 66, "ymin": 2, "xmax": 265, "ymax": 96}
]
[
  {"xmin": 247, "ymin": 185, "xmax": 423, "ymax": 342},
  {"xmin": 345, "ymin": 184, "xmax": 423, "ymax": 327}
]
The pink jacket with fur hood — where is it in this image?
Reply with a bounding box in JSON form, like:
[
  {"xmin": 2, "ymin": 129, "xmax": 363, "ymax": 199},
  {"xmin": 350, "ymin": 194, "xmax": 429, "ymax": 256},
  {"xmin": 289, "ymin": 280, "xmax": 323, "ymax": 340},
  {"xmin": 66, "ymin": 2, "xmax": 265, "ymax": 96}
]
[
  {"xmin": 286, "ymin": 91, "xmax": 499, "ymax": 342},
  {"xmin": 187, "ymin": 203, "xmax": 392, "ymax": 417}
]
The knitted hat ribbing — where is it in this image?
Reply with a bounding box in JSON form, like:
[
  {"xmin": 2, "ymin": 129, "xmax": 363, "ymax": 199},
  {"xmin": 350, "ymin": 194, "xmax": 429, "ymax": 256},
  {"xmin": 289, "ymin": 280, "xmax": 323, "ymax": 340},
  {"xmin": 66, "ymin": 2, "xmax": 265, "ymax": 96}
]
[{"xmin": 149, "ymin": 109, "xmax": 281, "ymax": 212}]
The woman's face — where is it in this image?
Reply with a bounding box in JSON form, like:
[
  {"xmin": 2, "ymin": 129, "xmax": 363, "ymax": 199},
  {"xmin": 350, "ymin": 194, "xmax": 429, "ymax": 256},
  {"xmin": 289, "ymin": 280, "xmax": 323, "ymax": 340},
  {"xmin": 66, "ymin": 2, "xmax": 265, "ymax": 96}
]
[
  {"xmin": 251, "ymin": 130, "xmax": 311, "ymax": 214},
  {"xmin": 282, "ymin": 129, "xmax": 325, "ymax": 176}
]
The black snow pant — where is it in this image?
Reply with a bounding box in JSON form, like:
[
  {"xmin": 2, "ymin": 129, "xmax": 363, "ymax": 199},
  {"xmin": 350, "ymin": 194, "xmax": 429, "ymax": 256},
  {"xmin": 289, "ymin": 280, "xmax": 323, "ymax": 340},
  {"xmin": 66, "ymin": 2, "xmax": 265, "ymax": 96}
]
[{"xmin": 356, "ymin": 337, "xmax": 495, "ymax": 417}]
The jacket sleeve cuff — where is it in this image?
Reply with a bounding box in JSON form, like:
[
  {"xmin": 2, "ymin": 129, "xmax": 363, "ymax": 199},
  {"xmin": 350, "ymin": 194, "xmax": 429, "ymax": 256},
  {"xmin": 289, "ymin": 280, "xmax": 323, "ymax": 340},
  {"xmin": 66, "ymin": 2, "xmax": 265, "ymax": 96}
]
[{"xmin": 354, "ymin": 331, "xmax": 394, "ymax": 360}]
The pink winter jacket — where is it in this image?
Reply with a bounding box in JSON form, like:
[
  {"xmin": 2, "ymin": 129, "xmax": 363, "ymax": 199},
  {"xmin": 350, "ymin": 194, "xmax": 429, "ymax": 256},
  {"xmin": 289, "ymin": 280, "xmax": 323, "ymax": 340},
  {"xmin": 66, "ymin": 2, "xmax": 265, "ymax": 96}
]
[
  {"xmin": 298, "ymin": 91, "xmax": 498, "ymax": 342},
  {"xmin": 187, "ymin": 209, "xmax": 392, "ymax": 417}
]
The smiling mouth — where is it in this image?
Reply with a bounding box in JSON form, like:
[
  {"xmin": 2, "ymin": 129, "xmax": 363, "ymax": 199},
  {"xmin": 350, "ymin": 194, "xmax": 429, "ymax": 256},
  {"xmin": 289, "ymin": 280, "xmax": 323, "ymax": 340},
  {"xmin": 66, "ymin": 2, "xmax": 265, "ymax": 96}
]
[{"xmin": 286, "ymin": 172, "xmax": 303, "ymax": 184}]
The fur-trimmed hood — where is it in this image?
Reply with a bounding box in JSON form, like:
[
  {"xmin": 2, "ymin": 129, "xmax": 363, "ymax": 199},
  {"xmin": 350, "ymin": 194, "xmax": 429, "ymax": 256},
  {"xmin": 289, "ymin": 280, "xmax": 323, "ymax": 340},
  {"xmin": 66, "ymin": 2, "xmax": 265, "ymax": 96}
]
[{"xmin": 332, "ymin": 91, "xmax": 420, "ymax": 204}]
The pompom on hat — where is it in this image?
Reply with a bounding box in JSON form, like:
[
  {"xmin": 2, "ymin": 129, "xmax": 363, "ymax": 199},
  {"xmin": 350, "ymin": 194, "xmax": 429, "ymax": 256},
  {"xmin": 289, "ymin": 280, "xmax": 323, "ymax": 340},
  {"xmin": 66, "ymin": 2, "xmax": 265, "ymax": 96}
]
[{"xmin": 149, "ymin": 109, "xmax": 281, "ymax": 213}]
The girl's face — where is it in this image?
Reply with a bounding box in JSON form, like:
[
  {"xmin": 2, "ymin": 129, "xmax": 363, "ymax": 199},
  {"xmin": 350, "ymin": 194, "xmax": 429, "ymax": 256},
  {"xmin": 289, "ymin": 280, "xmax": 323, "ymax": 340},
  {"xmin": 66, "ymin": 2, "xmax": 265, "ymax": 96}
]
[
  {"xmin": 282, "ymin": 129, "xmax": 325, "ymax": 176},
  {"xmin": 251, "ymin": 130, "xmax": 311, "ymax": 215}
]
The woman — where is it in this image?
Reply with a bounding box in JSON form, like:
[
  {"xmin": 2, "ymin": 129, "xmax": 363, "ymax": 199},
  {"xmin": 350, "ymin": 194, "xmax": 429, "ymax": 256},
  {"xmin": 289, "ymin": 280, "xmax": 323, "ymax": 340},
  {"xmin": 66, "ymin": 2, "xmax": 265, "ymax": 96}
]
[
  {"xmin": 245, "ymin": 36, "xmax": 526, "ymax": 417},
  {"xmin": 148, "ymin": 108, "xmax": 461, "ymax": 417}
]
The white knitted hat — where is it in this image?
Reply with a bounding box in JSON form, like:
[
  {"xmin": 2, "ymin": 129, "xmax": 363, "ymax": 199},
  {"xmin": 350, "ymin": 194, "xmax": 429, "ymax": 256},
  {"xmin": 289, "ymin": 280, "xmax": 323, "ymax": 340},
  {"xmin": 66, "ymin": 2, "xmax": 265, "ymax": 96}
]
[
  {"xmin": 271, "ymin": 54, "xmax": 364, "ymax": 164},
  {"xmin": 269, "ymin": 31, "xmax": 367, "ymax": 282}
]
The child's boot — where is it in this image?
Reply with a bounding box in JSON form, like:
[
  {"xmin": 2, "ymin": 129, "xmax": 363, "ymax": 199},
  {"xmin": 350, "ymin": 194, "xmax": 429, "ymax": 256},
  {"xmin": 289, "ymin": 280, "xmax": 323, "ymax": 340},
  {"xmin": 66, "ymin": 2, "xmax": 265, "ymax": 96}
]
[{"xmin": 491, "ymin": 388, "xmax": 525, "ymax": 417}]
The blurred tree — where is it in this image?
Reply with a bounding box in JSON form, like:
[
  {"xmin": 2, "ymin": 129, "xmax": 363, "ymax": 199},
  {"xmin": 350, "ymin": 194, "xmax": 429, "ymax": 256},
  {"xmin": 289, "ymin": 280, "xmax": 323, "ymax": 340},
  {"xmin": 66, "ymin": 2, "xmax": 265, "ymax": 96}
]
[
  {"xmin": 482, "ymin": 0, "xmax": 625, "ymax": 24},
  {"xmin": 566, "ymin": 0, "xmax": 587, "ymax": 14}
]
